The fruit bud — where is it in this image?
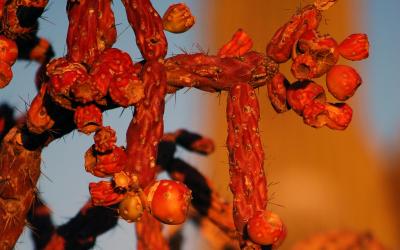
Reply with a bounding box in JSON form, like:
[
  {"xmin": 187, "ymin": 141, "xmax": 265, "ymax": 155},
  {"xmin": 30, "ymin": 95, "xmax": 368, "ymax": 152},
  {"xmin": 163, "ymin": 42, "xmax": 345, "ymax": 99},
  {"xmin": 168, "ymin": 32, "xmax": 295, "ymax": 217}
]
[
  {"xmin": 326, "ymin": 65, "xmax": 362, "ymax": 101},
  {"xmin": 74, "ymin": 104, "xmax": 102, "ymax": 134},
  {"xmin": 146, "ymin": 180, "xmax": 192, "ymax": 225},
  {"xmin": 247, "ymin": 210, "xmax": 286, "ymax": 248},
  {"xmin": 118, "ymin": 193, "xmax": 144, "ymax": 222},
  {"xmin": 338, "ymin": 33, "xmax": 369, "ymax": 61},
  {"xmin": 163, "ymin": 3, "xmax": 195, "ymax": 33}
]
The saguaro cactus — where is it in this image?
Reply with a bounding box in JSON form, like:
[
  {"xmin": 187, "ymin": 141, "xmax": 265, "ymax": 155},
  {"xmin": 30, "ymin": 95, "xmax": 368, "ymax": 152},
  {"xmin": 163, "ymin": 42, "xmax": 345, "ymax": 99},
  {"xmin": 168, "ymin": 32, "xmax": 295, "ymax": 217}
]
[{"xmin": 0, "ymin": 0, "xmax": 374, "ymax": 249}]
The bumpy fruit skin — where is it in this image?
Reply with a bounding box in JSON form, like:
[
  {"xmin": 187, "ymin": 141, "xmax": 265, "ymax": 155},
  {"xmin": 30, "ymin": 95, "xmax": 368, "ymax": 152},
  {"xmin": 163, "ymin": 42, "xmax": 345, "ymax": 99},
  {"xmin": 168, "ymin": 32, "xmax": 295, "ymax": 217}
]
[
  {"xmin": 146, "ymin": 180, "xmax": 192, "ymax": 225},
  {"xmin": 326, "ymin": 65, "xmax": 362, "ymax": 101},
  {"xmin": 0, "ymin": 61, "xmax": 13, "ymax": 89},
  {"xmin": 218, "ymin": 29, "xmax": 253, "ymax": 58},
  {"xmin": 286, "ymin": 81, "xmax": 326, "ymax": 115},
  {"xmin": 94, "ymin": 126, "xmax": 117, "ymax": 153},
  {"xmin": 74, "ymin": 104, "xmax": 102, "ymax": 134},
  {"xmin": 118, "ymin": 193, "xmax": 144, "ymax": 222},
  {"xmin": 109, "ymin": 73, "xmax": 144, "ymax": 107},
  {"xmin": 0, "ymin": 35, "xmax": 18, "ymax": 65},
  {"xmin": 162, "ymin": 3, "xmax": 195, "ymax": 33},
  {"xmin": 46, "ymin": 58, "xmax": 88, "ymax": 109},
  {"xmin": 247, "ymin": 210, "xmax": 286, "ymax": 248},
  {"xmin": 338, "ymin": 33, "xmax": 369, "ymax": 61}
]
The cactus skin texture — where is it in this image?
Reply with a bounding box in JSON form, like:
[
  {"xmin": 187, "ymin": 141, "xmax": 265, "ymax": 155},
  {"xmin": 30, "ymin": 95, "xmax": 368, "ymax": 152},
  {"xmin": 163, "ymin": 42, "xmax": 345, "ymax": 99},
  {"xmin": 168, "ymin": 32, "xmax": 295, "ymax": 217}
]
[
  {"xmin": 227, "ymin": 83, "xmax": 268, "ymax": 249},
  {"xmin": 121, "ymin": 0, "xmax": 167, "ymax": 60}
]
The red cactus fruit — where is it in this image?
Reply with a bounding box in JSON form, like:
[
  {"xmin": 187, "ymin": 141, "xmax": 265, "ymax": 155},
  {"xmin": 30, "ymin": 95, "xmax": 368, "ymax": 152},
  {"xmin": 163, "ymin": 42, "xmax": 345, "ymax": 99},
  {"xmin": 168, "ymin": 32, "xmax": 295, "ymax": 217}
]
[
  {"xmin": 286, "ymin": 81, "xmax": 326, "ymax": 115},
  {"xmin": 302, "ymin": 101, "xmax": 353, "ymax": 130},
  {"xmin": 145, "ymin": 180, "xmax": 192, "ymax": 225},
  {"xmin": 325, "ymin": 102, "xmax": 353, "ymax": 130},
  {"xmin": 0, "ymin": 61, "xmax": 13, "ymax": 89},
  {"xmin": 26, "ymin": 84, "xmax": 55, "ymax": 134},
  {"xmin": 0, "ymin": 35, "xmax": 18, "ymax": 66},
  {"xmin": 266, "ymin": 5, "xmax": 321, "ymax": 63},
  {"xmin": 302, "ymin": 101, "xmax": 327, "ymax": 128},
  {"xmin": 162, "ymin": 3, "xmax": 195, "ymax": 33},
  {"xmin": 293, "ymin": 30, "xmax": 339, "ymax": 78},
  {"xmin": 247, "ymin": 210, "xmax": 286, "ymax": 248},
  {"xmin": 109, "ymin": 73, "xmax": 144, "ymax": 107},
  {"xmin": 89, "ymin": 181, "xmax": 124, "ymax": 206},
  {"xmin": 118, "ymin": 193, "xmax": 144, "ymax": 222},
  {"xmin": 74, "ymin": 104, "xmax": 102, "ymax": 134},
  {"xmin": 218, "ymin": 29, "xmax": 253, "ymax": 58},
  {"xmin": 85, "ymin": 146, "xmax": 126, "ymax": 178},
  {"xmin": 94, "ymin": 126, "xmax": 117, "ymax": 153},
  {"xmin": 93, "ymin": 48, "xmax": 135, "ymax": 76},
  {"xmin": 267, "ymin": 73, "xmax": 289, "ymax": 113},
  {"xmin": 338, "ymin": 33, "xmax": 369, "ymax": 61},
  {"xmin": 291, "ymin": 54, "xmax": 319, "ymax": 80},
  {"xmin": 326, "ymin": 65, "xmax": 362, "ymax": 101},
  {"xmin": 46, "ymin": 58, "xmax": 88, "ymax": 109}
]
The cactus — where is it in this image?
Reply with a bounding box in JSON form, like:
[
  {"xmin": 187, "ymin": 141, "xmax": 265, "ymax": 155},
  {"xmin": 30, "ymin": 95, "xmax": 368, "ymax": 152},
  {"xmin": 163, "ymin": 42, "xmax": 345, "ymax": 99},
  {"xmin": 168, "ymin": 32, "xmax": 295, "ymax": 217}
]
[{"xmin": 0, "ymin": 1, "xmax": 380, "ymax": 250}]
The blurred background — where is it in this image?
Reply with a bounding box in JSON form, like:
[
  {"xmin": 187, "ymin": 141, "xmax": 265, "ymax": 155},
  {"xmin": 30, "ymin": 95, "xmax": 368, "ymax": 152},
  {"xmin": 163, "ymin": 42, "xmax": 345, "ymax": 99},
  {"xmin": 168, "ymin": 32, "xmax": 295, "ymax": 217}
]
[{"xmin": 1, "ymin": 0, "xmax": 399, "ymax": 249}]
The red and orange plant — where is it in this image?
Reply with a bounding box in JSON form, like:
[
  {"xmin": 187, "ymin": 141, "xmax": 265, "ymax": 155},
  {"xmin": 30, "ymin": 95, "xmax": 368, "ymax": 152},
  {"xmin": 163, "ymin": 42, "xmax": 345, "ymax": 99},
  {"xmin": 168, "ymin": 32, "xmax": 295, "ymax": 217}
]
[{"xmin": 0, "ymin": 0, "xmax": 372, "ymax": 249}]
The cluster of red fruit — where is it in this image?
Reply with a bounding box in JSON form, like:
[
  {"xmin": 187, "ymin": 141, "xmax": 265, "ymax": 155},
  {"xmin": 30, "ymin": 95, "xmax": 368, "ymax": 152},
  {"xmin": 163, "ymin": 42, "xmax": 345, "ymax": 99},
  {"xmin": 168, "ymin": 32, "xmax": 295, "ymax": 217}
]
[{"xmin": 265, "ymin": 5, "xmax": 369, "ymax": 130}]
